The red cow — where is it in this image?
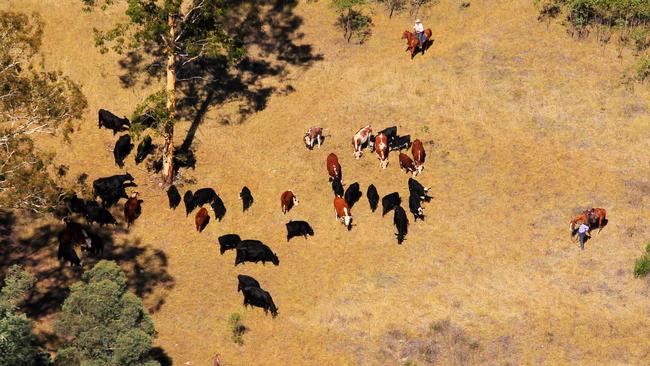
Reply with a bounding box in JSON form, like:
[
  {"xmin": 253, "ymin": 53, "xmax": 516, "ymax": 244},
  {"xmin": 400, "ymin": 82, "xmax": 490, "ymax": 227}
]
[
  {"xmin": 280, "ymin": 190, "xmax": 299, "ymax": 214},
  {"xmin": 59, "ymin": 217, "xmax": 91, "ymax": 249},
  {"xmin": 399, "ymin": 153, "xmax": 417, "ymax": 176},
  {"xmin": 333, "ymin": 197, "xmax": 352, "ymax": 230},
  {"xmin": 352, "ymin": 125, "xmax": 372, "ymax": 159},
  {"xmin": 412, "ymin": 139, "xmax": 425, "ymax": 174},
  {"xmin": 303, "ymin": 127, "xmax": 324, "ymax": 149},
  {"xmin": 124, "ymin": 192, "xmax": 143, "ymax": 228},
  {"xmin": 326, "ymin": 153, "xmax": 342, "ymax": 182},
  {"xmin": 375, "ymin": 133, "xmax": 389, "ymax": 169},
  {"xmin": 195, "ymin": 207, "xmax": 210, "ymax": 232}
]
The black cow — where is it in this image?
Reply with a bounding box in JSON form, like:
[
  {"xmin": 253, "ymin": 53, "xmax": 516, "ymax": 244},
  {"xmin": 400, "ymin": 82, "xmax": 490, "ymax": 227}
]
[
  {"xmin": 85, "ymin": 204, "xmax": 117, "ymax": 226},
  {"xmin": 331, "ymin": 176, "xmax": 344, "ymax": 197},
  {"xmin": 409, "ymin": 193, "xmax": 425, "ymax": 221},
  {"xmin": 408, "ymin": 178, "xmax": 432, "ymax": 202},
  {"xmin": 286, "ymin": 220, "xmax": 314, "ymax": 241},
  {"xmin": 65, "ymin": 193, "xmax": 87, "ymax": 214},
  {"xmin": 344, "ymin": 182, "xmax": 362, "ymax": 209},
  {"xmin": 210, "ymin": 195, "xmax": 226, "ymax": 221},
  {"xmin": 389, "ymin": 135, "xmax": 411, "ymax": 151},
  {"xmin": 237, "ymin": 274, "xmax": 260, "ymax": 292},
  {"xmin": 135, "ymin": 136, "xmax": 153, "ymax": 164},
  {"xmin": 183, "ymin": 190, "xmax": 194, "ymax": 216},
  {"xmin": 235, "ymin": 240, "xmax": 279, "ymax": 266},
  {"xmin": 93, "ymin": 173, "xmax": 135, "ymax": 197},
  {"xmin": 193, "ymin": 187, "xmax": 217, "ymax": 207},
  {"xmin": 98, "ymin": 188, "xmax": 128, "ymax": 208},
  {"xmin": 218, "ymin": 234, "xmax": 241, "ymax": 255},
  {"xmin": 367, "ymin": 184, "xmax": 379, "ymax": 212},
  {"xmin": 167, "ymin": 185, "xmax": 181, "ymax": 210},
  {"xmin": 98, "ymin": 109, "xmax": 130, "ymax": 135},
  {"xmin": 241, "ymin": 286, "xmax": 278, "ymax": 318},
  {"xmin": 240, "ymin": 186, "xmax": 253, "ymax": 212},
  {"xmin": 56, "ymin": 233, "xmax": 81, "ymax": 267},
  {"xmin": 379, "ymin": 126, "xmax": 398, "ymax": 143},
  {"xmin": 113, "ymin": 134, "xmax": 133, "ymax": 168},
  {"xmin": 382, "ymin": 192, "xmax": 401, "ymax": 216},
  {"xmin": 393, "ymin": 205, "xmax": 409, "ymax": 244},
  {"xmin": 367, "ymin": 134, "xmax": 376, "ymax": 151}
]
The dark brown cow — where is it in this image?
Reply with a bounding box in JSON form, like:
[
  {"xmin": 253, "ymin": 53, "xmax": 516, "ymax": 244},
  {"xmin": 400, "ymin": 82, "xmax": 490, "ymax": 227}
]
[
  {"xmin": 334, "ymin": 196, "xmax": 352, "ymax": 230},
  {"xmin": 412, "ymin": 139, "xmax": 425, "ymax": 174},
  {"xmin": 399, "ymin": 153, "xmax": 417, "ymax": 176},
  {"xmin": 280, "ymin": 190, "xmax": 299, "ymax": 214},
  {"xmin": 59, "ymin": 217, "xmax": 91, "ymax": 249},
  {"xmin": 326, "ymin": 153, "xmax": 342, "ymax": 182},
  {"xmin": 375, "ymin": 133, "xmax": 389, "ymax": 169},
  {"xmin": 195, "ymin": 207, "xmax": 210, "ymax": 232},
  {"xmin": 123, "ymin": 192, "xmax": 143, "ymax": 228}
]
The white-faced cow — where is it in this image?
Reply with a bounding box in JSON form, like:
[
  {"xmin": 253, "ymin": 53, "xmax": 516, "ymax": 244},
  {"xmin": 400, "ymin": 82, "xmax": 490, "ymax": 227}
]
[
  {"xmin": 375, "ymin": 133, "xmax": 389, "ymax": 169},
  {"xmin": 334, "ymin": 196, "xmax": 352, "ymax": 230},
  {"xmin": 412, "ymin": 139, "xmax": 425, "ymax": 174},
  {"xmin": 280, "ymin": 190, "xmax": 299, "ymax": 214},
  {"xmin": 303, "ymin": 126, "xmax": 324, "ymax": 149},
  {"xmin": 352, "ymin": 125, "xmax": 372, "ymax": 159},
  {"xmin": 326, "ymin": 153, "xmax": 342, "ymax": 182}
]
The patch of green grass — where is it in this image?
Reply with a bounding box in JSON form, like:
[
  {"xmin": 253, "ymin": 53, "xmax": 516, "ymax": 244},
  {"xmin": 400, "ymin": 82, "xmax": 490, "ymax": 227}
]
[
  {"xmin": 633, "ymin": 243, "xmax": 650, "ymax": 278},
  {"xmin": 228, "ymin": 313, "xmax": 247, "ymax": 345}
]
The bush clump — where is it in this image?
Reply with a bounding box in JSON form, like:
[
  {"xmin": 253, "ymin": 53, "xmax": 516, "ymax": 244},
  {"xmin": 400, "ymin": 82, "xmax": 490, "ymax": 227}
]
[{"xmin": 633, "ymin": 243, "xmax": 650, "ymax": 278}]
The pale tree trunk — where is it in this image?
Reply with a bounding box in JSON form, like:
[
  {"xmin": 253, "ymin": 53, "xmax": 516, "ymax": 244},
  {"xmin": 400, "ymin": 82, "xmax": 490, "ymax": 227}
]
[{"xmin": 162, "ymin": 13, "xmax": 177, "ymax": 184}]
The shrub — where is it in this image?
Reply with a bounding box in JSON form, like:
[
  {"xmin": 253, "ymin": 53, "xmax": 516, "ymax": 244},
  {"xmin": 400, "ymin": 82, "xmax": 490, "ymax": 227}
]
[
  {"xmin": 633, "ymin": 243, "xmax": 650, "ymax": 278},
  {"xmin": 332, "ymin": 0, "xmax": 373, "ymax": 44},
  {"xmin": 228, "ymin": 313, "xmax": 247, "ymax": 345}
]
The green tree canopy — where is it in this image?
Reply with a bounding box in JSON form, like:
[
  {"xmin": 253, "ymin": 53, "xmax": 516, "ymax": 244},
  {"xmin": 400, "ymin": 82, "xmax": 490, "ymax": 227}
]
[{"xmin": 55, "ymin": 260, "xmax": 158, "ymax": 366}]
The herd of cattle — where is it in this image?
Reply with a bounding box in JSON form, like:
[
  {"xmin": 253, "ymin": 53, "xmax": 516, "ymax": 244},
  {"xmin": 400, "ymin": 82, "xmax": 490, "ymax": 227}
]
[{"xmin": 56, "ymin": 110, "xmax": 432, "ymax": 318}]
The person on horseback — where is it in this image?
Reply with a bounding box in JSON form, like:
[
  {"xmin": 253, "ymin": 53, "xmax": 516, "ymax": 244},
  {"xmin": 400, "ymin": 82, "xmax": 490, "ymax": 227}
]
[{"xmin": 413, "ymin": 19, "xmax": 426, "ymax": 48}]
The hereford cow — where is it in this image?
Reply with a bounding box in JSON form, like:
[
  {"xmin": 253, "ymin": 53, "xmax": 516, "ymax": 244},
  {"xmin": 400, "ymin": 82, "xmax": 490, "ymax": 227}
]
[
  {"xmin": 304, "ymin": 126, "xmax": 324, "ymax": 149},
  {"xmin": 334, "ymin": 196, "xmax": 352, "ymax": 230},
  {"xmin": 326, "ymin": 153, "xmax": 342, "ymax": 182},
  {"xmin": 367, "ymin": 184, "xmax": 379, "ymax": 212},
  {"xmin": 286, "ymin": 220, "xmax": 314, "ymax": 241},
  {"xmin": 167, "ymin": 185, "xmax": 181, "ymax": 210},
  {"xmin": 98, "ymin": 109, "xmax": 130, "ymax": 135},
  {"xmin": 235, "ymin": 240, "xmax": 279, "ymax": 266},
  {"xmin": 280, "ymin": 190, "xmax": 299, "ymax": 214},
  {"xmin": 352, "ymin": 125, "xmax": 372, "ymax": 159},
  {"xmin": 375, "ymin": 133, "xmax": 389, "ymax": 169},
  {"xmin": 240, "ymin": 186, "xmax": 253, "ymax": 212},
  {"xmin": 195, "ymin": 207, "xmax": 210, "ymax": 232},
  {"xmin": 237, "ymin": 274, "xmax": 260, "ymax": 292},
  {"xmin": 241, "ymin": 286, "xmax": 278, "ymax": 318},
  {"xmin": 218, "ymin": 234, "xmax": 241, "ymax": 255},
  {"xmin": 124, "ymin": 192, "xmax": 143, "ymax": 228},
  {"xmin": 412, "ymin": 139, "xmax": 425, "ymax": 173},
  {"xmin": 399, "ymin": 153, "xmax": 418, "ymax": 176}
]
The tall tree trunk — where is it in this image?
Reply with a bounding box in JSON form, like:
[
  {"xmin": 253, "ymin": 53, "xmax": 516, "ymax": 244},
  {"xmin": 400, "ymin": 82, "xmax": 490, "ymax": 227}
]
[{"xmin": 162, "ymin": 13, "xmax": 177, "ymax": 184}]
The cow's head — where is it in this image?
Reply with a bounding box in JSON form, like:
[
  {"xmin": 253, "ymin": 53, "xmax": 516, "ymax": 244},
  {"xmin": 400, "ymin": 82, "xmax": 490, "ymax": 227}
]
[
  {"xmin": 125, "ymin": 172, "xmax": 134, "ymax": 181},
  {"xmin": 303, "ymin": 133, "xmax": 312, "ymax": 148},
  {"xmin": 345, "ymin": 215, "xmax": 352, "ymax": 230},
  {"xmin": 272, "ymin": 254, "xmax": 280, "ymax": 266},
  {"xmin": 292, "ymin": 194, "xmax": 299, "ymax": 206}
]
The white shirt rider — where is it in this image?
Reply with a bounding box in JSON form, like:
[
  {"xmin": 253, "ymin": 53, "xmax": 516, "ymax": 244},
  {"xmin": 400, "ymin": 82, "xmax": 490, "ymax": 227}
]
[{"xmin": 413, "ymin": 20, "xmax": 424, "ymax": 34}]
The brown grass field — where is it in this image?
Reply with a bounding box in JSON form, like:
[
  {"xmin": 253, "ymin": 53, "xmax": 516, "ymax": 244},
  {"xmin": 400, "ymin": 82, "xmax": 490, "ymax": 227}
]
[{"xmin": 2, "ymin": 0, "xmax": 650, "ymax": 365}]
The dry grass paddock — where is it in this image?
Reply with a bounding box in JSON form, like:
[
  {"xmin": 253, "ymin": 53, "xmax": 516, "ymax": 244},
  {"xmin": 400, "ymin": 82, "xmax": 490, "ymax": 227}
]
[{"xmin": 2, "ymin": 0, "xmax": 650, "ymax": 365}]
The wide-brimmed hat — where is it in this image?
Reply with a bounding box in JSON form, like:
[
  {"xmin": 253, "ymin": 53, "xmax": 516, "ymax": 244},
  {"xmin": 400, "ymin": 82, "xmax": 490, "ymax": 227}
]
[{"xmin": 415, "ymin": 19, "xmax": 421, "ymax": 23}]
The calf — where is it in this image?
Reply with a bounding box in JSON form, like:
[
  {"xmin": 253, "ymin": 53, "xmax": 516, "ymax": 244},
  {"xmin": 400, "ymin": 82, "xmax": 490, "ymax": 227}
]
[
  {"xmin": 241, "ymin": 286, "xmax": 278, "ymax": 318},
  {"xmin": 409, "ymin": 193, "xmax": 425, "ymax": 221},
  {"xmin": 113, "ymin": 134, "xmax": 133, "ymax": 168},
  {"xmin": 134, "ymin": 135, "xmax": 153, "ymax": 164},
  {"xmin": 85, "ymin": 204, "xmax": 117, "ymax": 226},
  {"xmin": 167, "ymin": 185, "xmax": 181, "ymax": 210},
  {"xmin": 326, "ymin": 153, "xmax": 342, "ymax": 182},
  {"xmin": 59, "ymin": 217, "xmax": 91, "ymax": 248},
  {"xmin": 193, "ymin": 187, "xmax": 217, "ymax": 207},
  {"xmin": 57, "ymin": 241, "xmax": 81, "ymax": 267},
  {"xmin": 344, "ymin": 182, "xmax": 362, "ymax": 209},
  {"xmin": 237, "ymin": 274, "xmax": 260, "ymax": 292},
  {"xmin": 183, "ymin": 190, "xmax": 194, "ymax": 216},
  {"xmin": 390, "ymin": 135, "xmax": 411, "ymax": 151},
  {"xmin": 399, "ymin": 153, "xmax": 417, "ymax": 176},
  {"xmin": 382, "ymin": 192, "xmax": 401, "ymax": 216},
  {"xmin": 210, "ymin": 195, "xmax": 226, "ymax": 221},
  {"xmin": 286, "ymin": 220, "xmax": 314, "ymax": 241},
  {"xmin": 280, "ymin": 190, "xmax": 299, "ymax": 214},
  {"xmin": 408, "ymin": 178, "xmax": 432, "ymax": 202},
  {"xmin": 375, "ymin": 133, "xmax": 389, "ymax": 169},
  {"xmin": 378, "ymin": 126, "xmax": 398, "ymax": 143},
  {"xmin": 240, "ymin": 186, "xmax": 253, "ymax": 212},
  {"xmin": 123, "ymin": 192, "xmax": 143, "ymax": 228},
  {"xmin": 195, "ymin": 207, "xmax": 210, "ymax": 232},
  {"xmin": 393, "ymin": 205, "xmax": 409, "ymax": 244},
  {"xmin": 98, "ymin": 109, "xmax": 130, "ymax": 135},
  {"xmin": 334, "ymin": 196, "xmax": 352, "ymax": 230},
  {"xmin": 331, "ymin": 176, "xmax": 344, "ymax": 197},
  {"xmin": 218, "ymin": 234, "xmax": 241, "ymax": 255},
  {"xmin": 352, "ymin": 125, "xmax": 372, "ymax": 159},
  {"xmin": 412, "ymin": 139, "xmax": 425, "ymax": 174},
  {"xmin": 367, "ymin": 184, "xmax": 379, "ymax": 212},
  {"xmin": 303, "ymin": 126, "xmax": 324, "ymax": 149},
  {"xmin": 235, "ymin": 240, "xmax": 279, "ymax": 266}
]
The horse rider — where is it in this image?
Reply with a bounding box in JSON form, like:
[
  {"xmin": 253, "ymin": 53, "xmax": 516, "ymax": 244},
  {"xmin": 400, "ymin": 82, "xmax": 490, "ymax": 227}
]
[
  {"xmin": 413, "ymin": 19, "xmax": 425, "ymax": 48},
  {"xmin": 577, "ymin": 222, "xmax": 591, "ymax": 250}
]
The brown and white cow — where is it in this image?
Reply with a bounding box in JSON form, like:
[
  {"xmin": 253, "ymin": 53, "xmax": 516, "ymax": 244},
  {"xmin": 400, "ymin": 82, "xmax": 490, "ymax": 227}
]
[
  {"xmin": 124, "ymin": 192, "xmax": 143, "ymax": 228},
  {"xmin": 326, "ymin": 153, "xmax": 342, "ymax": 182},
  {"xmin": 375, "ymin": 133, "xmax": 389, "ymax": 169},
  {"xmin": 412, "ymin": 139, "xmax": 425, "ymax": 174},
  {"xmin": 399, "ymin": 153, "xmax": 417, "ymax": 176},
  {"xmin": 280, "ymin": 190, "xmax": 299, "ymax": 214},
  {"xmin": 195, "ymin": 207, "xmax": 210, "ymax": 232},
  {"xmin": 333, "ymin": 196, "xmax": 352, "ymax": 230},
  {"xmin": 303, "ymin": 127, "xmax": 324, "ymax": 149},
  {"xmin": 352, "ymin": 125, "xmax": 372, "ymax": 159}
]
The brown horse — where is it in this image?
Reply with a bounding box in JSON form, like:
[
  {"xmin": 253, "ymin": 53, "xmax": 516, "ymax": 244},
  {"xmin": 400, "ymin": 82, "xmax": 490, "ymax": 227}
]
[
  {"xmin": 401, "ymin": 29, "xmax": 432, "ymax": 59},
  {"xmin": 569, "ymin": 207, "xmax": 607, "ymax": 233}
]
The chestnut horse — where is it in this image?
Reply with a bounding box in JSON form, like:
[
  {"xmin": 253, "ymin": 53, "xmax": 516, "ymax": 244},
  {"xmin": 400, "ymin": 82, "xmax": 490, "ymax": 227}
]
[
  {"xmin": 402, "ymin": 29, "xmax": 432, "ymax": 59},
  {"xmin": 569, "ymin": 207, "xmax": 607, "ymax": 233}
]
